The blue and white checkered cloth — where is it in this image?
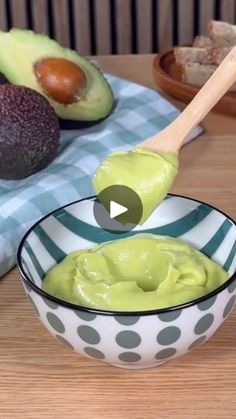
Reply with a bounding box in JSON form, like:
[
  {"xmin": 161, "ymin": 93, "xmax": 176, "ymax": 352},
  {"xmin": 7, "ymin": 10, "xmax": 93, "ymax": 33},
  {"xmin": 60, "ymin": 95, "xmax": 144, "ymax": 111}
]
[{"xmin": 0, "ymin": 74, "xmax": 202, "ymax": 277}]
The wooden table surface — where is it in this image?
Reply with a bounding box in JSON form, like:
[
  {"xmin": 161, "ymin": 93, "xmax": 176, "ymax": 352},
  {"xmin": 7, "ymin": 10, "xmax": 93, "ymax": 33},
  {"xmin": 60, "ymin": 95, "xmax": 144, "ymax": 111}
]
[{"xmin": 1, "ymin": 55, "xmax": 236, "ymax": 419}]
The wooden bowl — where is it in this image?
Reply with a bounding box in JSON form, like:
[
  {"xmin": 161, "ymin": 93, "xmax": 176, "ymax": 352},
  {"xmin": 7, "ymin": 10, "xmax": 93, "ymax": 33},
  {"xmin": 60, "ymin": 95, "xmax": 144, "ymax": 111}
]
[{"xmin": 153, "ymin": 49, "xmax": 236, "ymax": 116}]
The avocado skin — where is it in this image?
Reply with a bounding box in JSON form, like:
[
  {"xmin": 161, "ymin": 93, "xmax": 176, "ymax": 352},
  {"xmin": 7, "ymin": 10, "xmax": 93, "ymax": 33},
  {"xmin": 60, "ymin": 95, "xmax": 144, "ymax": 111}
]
[
  {"xmin": 59, "ymin": 118, "xmax": 105, "ymax": 130},
  {"xmin": 0, "ymin": 85, "xmax": 60, "ymax": 180},
  {"xmin": 0, "ymin": 72, "xmax": 8, "ymax": 84}
]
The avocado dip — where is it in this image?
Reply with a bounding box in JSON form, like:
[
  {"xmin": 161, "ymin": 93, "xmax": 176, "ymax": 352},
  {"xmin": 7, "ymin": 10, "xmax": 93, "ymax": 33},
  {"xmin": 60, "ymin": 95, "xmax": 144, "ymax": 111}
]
[
  {"xmin": 93, "ymin": 148, "xmax": 178, "ymax": 224},
  {"xmin": 42, "ymin": 234, "xmax": 228, "ymax": 311}
]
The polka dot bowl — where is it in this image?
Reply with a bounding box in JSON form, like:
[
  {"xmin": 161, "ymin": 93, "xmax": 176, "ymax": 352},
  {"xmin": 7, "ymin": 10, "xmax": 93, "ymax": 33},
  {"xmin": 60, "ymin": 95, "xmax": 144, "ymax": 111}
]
[{"xmin": 17, "ymin": 194, "xmax": 236, "ymax": 369}]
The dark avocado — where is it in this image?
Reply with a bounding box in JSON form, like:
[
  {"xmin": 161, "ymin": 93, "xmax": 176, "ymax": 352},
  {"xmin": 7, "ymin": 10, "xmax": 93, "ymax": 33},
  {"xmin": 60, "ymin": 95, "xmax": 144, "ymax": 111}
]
[
  {"xmin": 0, "ymin": 84, "xmax": 60, "ymax": 180},
  {"xmin": 0, "ymin": 72, "xmax": 8, "ymax": 84},
  {"xmin": 0, "ymin": 29, "xmax": 114, "ymax": 129}
]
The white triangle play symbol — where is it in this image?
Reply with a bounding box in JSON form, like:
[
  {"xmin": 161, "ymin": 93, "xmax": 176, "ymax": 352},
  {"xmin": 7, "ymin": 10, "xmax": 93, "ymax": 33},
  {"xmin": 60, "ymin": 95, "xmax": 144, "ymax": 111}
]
[{"xmin": 109, "ymin": 201, "xmax": 128, "ymax": 219}]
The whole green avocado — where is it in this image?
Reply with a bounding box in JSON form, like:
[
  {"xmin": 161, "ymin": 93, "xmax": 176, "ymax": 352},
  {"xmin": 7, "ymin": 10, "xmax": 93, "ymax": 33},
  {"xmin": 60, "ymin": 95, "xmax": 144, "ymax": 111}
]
[
  {"xmin": 0, "ymin": 84, "xmax": 60, "ymax": 180},
  {"xmin": 0, "ymin": 29, "xmax": 114, "ymax": 128}
]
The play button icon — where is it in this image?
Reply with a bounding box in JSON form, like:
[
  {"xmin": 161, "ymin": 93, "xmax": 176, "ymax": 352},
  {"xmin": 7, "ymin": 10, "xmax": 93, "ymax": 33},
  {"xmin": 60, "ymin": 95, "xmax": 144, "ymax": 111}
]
[
  {"xmin": 110, "ymin": 201, "xmax": 128, "ymax": 219},
  {"xmin": 93, "ymin": 185, "xmax": 143, "ymax": 233}
]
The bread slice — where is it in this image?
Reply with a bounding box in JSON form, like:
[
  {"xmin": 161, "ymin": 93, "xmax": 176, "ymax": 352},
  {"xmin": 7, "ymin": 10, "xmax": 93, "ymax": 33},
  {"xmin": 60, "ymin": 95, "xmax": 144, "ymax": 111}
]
[
  {"xmin": 181, "ymin": 63, "xmax": 216, "ymax": 85},
  {"xmin": 175, "ymin": 20, "xmax": 236, "ymax": 92},
  {"xmin": 193, "ymin": 36, "xmax": 213, "ymax": 48},
  {"xmin": 174, "ymin": 46, "xmax": 230, "ymax": 66},
  {"xmin": 209, "ymin": 20, "xmax": 236, "ymax": 46},
  {"xmin": 181, "ymin": 62, "xmax": 236, "ymax": 91}
]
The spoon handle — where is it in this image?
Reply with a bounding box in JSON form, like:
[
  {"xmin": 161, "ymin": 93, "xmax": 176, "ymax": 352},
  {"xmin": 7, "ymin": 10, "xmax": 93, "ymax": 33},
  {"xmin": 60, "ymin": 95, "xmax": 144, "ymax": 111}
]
[{"xmin": 142, "ymin": 45, "xmax": 236, "ymax": 153}]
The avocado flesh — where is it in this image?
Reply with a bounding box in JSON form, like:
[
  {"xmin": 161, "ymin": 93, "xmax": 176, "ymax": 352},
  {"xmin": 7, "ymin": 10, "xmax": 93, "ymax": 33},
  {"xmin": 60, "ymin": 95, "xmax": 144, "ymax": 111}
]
[{"xmin": 0, "ymin": 29, "xmax": 114, "ymax": 121}]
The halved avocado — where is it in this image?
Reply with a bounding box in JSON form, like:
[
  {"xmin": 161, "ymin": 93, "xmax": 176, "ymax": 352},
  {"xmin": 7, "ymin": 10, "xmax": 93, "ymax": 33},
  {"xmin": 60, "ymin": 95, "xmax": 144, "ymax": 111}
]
[{"xmin": 0, "ymin": 29, "xmax": 114, "ymax": 128}]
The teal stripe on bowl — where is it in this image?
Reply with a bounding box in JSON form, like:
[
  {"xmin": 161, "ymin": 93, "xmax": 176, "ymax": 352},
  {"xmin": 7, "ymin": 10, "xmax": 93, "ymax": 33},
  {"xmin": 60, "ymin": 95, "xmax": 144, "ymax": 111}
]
[
  {"xmin": 34, "ymin": 225, "xmax": 66, "ymax": 263},
  {"xmin": 223, "ymin": 239, "xmax": 236, "ymax": 272},
  {"xmin": 147, "ymin": 204, "xmax": 212, "ymax": 236},
  {"xmin": 201, "ymin": 219, "xmax": 232, "ymax": 258},
  {"xmin": 53, "ymin": 204, "xmax": 212, "ymax": 244},
  {"xmin": 54, "ymin": 210, "xmax": 131, "ymax": 243},
  {"xmin": 24, "ymin": 241, "xmax": 45, "ymax": 278}
]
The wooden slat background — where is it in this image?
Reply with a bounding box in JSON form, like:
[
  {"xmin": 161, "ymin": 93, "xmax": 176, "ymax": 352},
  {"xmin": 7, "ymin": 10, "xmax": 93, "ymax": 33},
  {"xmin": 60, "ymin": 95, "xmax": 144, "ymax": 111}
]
[
  {"xmin": 10, "ymin": 0, "xmax": 27, "ymax": 28},
  {"xmin": 32, "ymin": 0, "xmax": 49, "ymax": 34},
  {"xmin": 74, "ymin": 0, "xmax": 91, "ymax": 55},
  {"xmin": 53, "ymin": 0, "xmax": 70, "ymax": 47},
  {"xmin": 116, "ymin": 0, "xmax": 132, "ymax": 54},
  {"xmin": 136, "ymin": 0, "xmax": 152, "ymax": 53},
  {"xmin": 94, "ymin": 0, "xmax": 111, "ymax": 55},
  {"xmin": 0, "ymin": 0, "xmax": 7, "ymax": 31},
  {"xmin": 199, "ymin": 0, "xmax": 215, "ymax": 35},
  {"xmin": 221, "ymin": 0, "xmax": 235, "ymax": 23},
  {"xmin": 0, "ymin": 0, "xmax": 235, "ymax": 55},
  {"xmin": 158, "ymin": 0, "xmax": 173, "ymax": 50},
  {"xmin": 178, "ymin": 0, "xmax": 194, "ymax": 45}
]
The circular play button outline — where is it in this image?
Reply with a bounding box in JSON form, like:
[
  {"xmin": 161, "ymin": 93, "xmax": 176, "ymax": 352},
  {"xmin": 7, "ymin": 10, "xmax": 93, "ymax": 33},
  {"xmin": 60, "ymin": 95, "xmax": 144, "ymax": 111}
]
[{"xmin": 93, "ymin": 185, "xmax": 143, "ymax": 233}]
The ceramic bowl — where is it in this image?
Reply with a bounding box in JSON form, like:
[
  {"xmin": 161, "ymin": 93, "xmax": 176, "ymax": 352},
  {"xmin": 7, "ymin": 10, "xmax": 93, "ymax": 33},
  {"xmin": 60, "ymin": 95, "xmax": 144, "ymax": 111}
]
[{"xmin": 17, "ymin": 194, "xmax": 236, "ymax": 369}]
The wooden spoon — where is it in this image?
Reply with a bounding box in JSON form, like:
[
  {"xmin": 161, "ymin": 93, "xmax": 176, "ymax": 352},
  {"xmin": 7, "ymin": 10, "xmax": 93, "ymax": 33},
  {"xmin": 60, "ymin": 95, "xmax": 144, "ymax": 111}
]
[{"xmin": 140, "ymin": 45, "xmax": 236, "ymax": 153}]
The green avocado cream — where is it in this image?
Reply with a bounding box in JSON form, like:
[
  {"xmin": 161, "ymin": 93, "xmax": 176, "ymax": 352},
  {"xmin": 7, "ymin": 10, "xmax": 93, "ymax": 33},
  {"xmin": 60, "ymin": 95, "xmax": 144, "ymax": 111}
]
[
  {"xmin": 42, "ymin": 234, "xmax": 228, "ymax": 311},
  {"xmin": 93, "ymin": 148, "xmax": 178, "ymax": 224}
]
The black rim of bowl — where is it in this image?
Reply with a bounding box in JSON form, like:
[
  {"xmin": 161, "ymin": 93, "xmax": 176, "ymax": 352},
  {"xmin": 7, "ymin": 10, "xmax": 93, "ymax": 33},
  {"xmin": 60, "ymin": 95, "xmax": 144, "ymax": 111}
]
[{"xmin": 17, "ymin": 193, "xmax": 236, "ymax": 317}]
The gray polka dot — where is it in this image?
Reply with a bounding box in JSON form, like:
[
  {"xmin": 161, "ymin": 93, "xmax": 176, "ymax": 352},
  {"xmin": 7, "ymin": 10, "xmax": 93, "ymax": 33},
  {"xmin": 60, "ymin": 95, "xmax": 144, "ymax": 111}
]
[
  {"xmin": 228, "ymin": 280, "xmax": 236, "ymax": 294},
  {"xmin": 115, "ymin": 316, "xmax": 140, "ymax": 325},
  {"xmin": 155, "ymin": 348, "xmax": 177, "ymax": 360},
  {"xmin": 157, "ymin": 326, "xmax": 181, "ymax": 345},
  {"xmin": 27, "ymin": 295, "xmax": 40, "ymax": 317},
  {"xmin": 84, "ymin": 347, "xmax": 105, "ymax": 359},
  {"xmin": 188, "ymin": 336, "xmax": 207, "ymax": 351},
  {"xmin": 55, "ymin": 334, "xmax": 74, "ymax": 350},
  {"xmin": 77, "ymin": 325, "xmax": 100, "ymax": 344},
  {"xmin": 194, "ymin": 313, "xmax": 214, "ymax": 335},
  {"xmin": 47, "ymin": 312, "xmax": 65, "ymax": 333},
  {"xmin": 158, "ymin": 310, "xmax": 182, "ymax": 322},
  {"xmin": 119, "ymin": 352, "xmax": 141, "ymax": 362},
  {"xmin": 197, "ymin": 295, "xmax": 217, "ymax": 311},
  {"xmin": 116, "ymin": 331, "xmax": 141, "ymax": 349},
  {"xmin": 42, "ymin": 296, "xmax": 59, "ymax": 310},
  {"xmin": 223, "ymin": 295, "xmax": 236, "ymax": 319},
  {"xmin": 74, "ymin": 311, "xmax": 97, "ymax": 321}
]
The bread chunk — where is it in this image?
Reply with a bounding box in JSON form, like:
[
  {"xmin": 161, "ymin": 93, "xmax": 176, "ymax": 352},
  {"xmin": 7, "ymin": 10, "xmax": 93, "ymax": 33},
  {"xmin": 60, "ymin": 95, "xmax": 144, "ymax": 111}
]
[
  {"xmin": 193, "ymin": 36, "xmax": 213, "ymax": 48},
  {"xmin": 181, "ymin": 62, "xmax": 236, "ymax": 91},
  {"xmin": 209, "ymin": 20, "xmax": 236, "ymax": 46},
  {"xmin": 174, "ymin": 46, "xmax": 231, "ymax": 66}
]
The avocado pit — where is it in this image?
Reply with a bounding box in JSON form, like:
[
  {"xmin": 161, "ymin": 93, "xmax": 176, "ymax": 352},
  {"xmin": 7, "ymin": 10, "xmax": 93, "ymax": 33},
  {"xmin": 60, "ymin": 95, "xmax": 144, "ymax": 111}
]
[{"xmin": 34, "ymin": 57, "xmax": 87, "ymax": 105}]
